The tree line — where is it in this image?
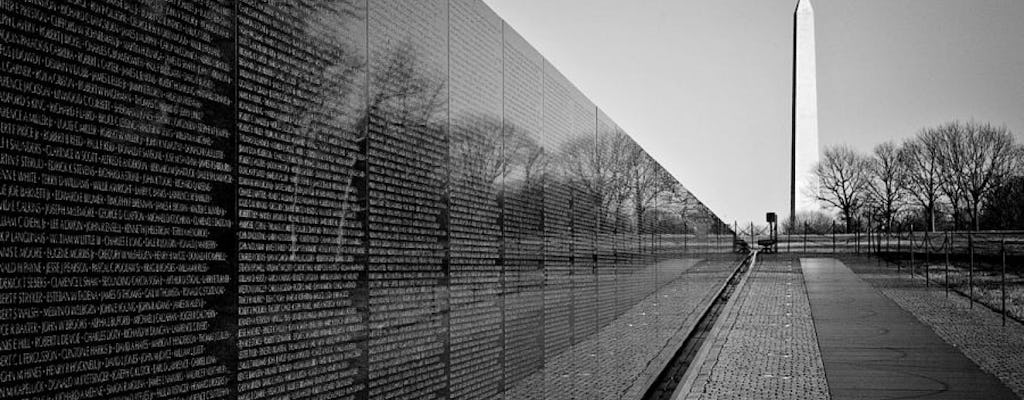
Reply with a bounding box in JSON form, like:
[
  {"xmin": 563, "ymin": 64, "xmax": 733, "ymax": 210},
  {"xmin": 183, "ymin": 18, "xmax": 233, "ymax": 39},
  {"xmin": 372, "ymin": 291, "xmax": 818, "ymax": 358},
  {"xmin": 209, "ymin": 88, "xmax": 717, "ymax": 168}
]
[{"xmin": 807, "ymin": 120, "xmax": 1024, "ymax": 233}]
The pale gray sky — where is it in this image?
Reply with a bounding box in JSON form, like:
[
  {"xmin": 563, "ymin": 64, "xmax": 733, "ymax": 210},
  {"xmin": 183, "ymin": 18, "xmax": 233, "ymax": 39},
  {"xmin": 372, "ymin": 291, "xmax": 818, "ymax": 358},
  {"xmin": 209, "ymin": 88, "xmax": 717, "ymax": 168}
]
[{"xmin": 483, "ymin": 0, "xmax": 1024, "ymax": 226}]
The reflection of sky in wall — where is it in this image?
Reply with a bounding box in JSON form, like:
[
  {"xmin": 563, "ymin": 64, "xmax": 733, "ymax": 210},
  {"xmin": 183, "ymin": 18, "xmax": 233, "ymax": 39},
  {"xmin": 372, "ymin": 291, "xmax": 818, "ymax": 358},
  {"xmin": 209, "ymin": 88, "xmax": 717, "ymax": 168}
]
[{"xmin": 484, "ymin": 0, "xmax": 1024, "ymax": 226}]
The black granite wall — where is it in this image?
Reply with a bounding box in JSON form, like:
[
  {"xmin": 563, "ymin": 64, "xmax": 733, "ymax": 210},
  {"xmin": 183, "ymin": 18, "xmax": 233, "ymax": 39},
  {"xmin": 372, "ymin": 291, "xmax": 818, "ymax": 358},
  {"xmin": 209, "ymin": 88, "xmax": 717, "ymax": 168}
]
[{"xmin": 0, "ymin": 1, "xmax": 731, "ymax": 399}]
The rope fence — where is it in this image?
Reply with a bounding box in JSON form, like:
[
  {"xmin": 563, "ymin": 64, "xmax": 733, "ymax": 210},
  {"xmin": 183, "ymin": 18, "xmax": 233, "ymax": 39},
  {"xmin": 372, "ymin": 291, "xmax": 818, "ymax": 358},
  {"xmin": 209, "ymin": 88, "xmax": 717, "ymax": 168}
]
[{"xmin": 757, "ymin": 223, "xmax": 1024, "ymax": 326}]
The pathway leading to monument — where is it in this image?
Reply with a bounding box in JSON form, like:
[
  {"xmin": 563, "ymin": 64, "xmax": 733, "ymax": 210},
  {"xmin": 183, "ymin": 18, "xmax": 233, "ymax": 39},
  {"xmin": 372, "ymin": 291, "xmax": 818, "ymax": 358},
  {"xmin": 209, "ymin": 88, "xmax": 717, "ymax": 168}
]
[
  {"xmin": 802, "ymin": 257, "xmax": 1018, "ymax": 399},
  {"xmin": 677, "ymin": 255, "xmax": 829, "ymax": 400},
  {"xmin": 679, "ymin": 255, "xmax": 1020, "ymax": 399}
]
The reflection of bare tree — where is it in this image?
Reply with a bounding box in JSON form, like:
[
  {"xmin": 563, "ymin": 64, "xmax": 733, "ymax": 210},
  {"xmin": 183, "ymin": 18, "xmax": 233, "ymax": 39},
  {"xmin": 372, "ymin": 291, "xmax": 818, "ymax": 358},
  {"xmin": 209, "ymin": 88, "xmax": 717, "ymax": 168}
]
[
  {"xmin": 272, "ymin": 1, "xmax": 367, "ymax": 261},
  {"xmin": 560, "ymin": 128, "xmax": 633, "ymax": 232},
  {"xmin": 275, "ymin": 3, "xmax": 447, "ymax": 262},
  {"xmin": 503, "ymin": 123, "xmax": 546, "ymax": 188},
  {"xmin": 624, "ymin": 144, "xmax": 675, "ymax": 234},
  {"xmin": 365, "ymin": 40, "xmax": 447, "ymax": 127},
  {"xmin": 449, "ymin": 114, "xmax": 505, "ymax": 190},
  {"xmin": 661, "ymin": 184, "xmax": 695, "ymax": 232}
]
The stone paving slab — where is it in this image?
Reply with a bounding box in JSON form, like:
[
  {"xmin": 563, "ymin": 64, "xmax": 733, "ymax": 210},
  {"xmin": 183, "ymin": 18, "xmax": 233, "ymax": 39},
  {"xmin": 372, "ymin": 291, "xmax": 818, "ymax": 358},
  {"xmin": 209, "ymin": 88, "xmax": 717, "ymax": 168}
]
[
  {"xmin": 680, "ymin": 255, "xmax": 829, "ymax": 400},
  {"xmin": 803, "ymin": 257, "xmax": 1018, "ymax": 400},
  {"xmin": 841, "ymin": 256, "xmax": 1024, "ymax": 399},
  {"xmin": 502, "ymin": 258, "xmax": 738, "ymax": 400}
]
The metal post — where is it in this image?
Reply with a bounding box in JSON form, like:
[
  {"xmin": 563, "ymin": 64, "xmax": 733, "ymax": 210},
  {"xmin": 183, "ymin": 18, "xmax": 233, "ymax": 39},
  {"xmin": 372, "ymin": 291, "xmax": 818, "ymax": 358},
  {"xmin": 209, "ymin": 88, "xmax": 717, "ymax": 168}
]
[
  {"xmin": 803, "ymin": 222, "xmax": 807, "ymax": 253},
  {"xmin": 832, "ymin": 221, "xmax": 836, "ymax": 254},
  {"xmin": 1002, "ymin": 239, "xmax": 1007, "ymax": 326},
  {"xmin": 925, "ymin": 230, "xmax": 930, "ymax": 287},
  {"xmin": 749, "ymin": 222, "xmax": 754, "ymax": 254},
  {"xmin": 896, "ymin": 225, "xmax": 901, "ymax": 274},
  {"xmin": 896, "ymin": 225, "xmax": 901, "ymax": 270},
  {"xmin": 868, "ymin": 220, "xmax": 876, "ymax": 255},
  {"xmin": 945, "ymin": 231, "xmax": 950, "ymax": 297},
  {"xmin": 969, "ymin": 232, "xmax": 974, "ymax": 309},
  {"xmin": 855, "ymin": 227, "xmax": 860, "ymax": 255},
  {"xmin": 910, "ymin": 227, "xmax": 915, "ymax": 276},
  {"xmin": 880, "ymin": 221, "xmax": 888, "ymax": 256},
  {"xmin": 734, "ymin": 221, "xmax": 738, "ymax": 254}
]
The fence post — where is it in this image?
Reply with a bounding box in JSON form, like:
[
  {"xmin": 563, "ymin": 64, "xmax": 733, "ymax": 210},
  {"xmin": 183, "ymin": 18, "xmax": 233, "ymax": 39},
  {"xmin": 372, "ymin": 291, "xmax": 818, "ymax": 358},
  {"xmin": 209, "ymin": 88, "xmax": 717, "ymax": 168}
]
[
  {"xmin": 896, "ymin": 225, "xmax": 902, "ymax": 273},
  {"xmin": 803, "ymin": 222, "xmax": 807, "ymax": 253},
  {"xmin": 855, "ymin": 227, "xmax": 859, "ymax": 255},
  {"xmin": 1002, "ymin": 239, "xmax": 1007, "ymax": 326},
  {"xmin": 925, "ymin": 230, "xmax": 930, "ymax": 287},
  {"xmin": 786, "ymin": 221, "xmax": 791, "ymax": 253},
  {"xmin": 910, "ymin": 226, "xmax": 915, "ymax": 276},
  {"xmin": 749, "ymin": 222, "xmax": 754, "ymax": 254},
  {"xmin": 945, "ymin": 231, "xmax": 950, "ymax": 297},
  {"xmin": 969, "ymin": 232, "xmax": 974, "ymax": 309},
  {"xmin": 880, "ymin": 220, "xmax": 888, "ymax": 255},
  {"xmin": 897, "ymin": 225, "xmax": 905, "ymax": 265},
  {"xmin": 868, "ymin": 220, "xmax": 876, "ymax": 255},
  {"xmin": 832, "ymin": 221, "xmax": 836, "ymax": 254},
  {"xmin": 733, "ymin": 221, "xmax": 738, "ymax": 254}
]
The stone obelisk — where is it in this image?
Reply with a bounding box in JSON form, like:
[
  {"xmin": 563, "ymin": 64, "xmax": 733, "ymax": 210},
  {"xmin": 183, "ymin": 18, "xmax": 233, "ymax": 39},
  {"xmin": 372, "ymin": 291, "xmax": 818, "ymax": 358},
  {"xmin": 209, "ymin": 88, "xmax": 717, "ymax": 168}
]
[{"xmin": 790, "ymin": 0, "xmax": 820, "ymax": 224}]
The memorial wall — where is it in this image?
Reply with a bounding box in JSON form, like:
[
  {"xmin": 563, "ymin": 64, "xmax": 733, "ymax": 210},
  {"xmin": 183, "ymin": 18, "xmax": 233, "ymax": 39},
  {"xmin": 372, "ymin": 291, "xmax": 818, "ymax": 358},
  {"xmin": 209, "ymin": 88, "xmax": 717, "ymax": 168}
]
[{"xmin": 0, "ymin": 1, "xmax": 732, "ymax": 399}]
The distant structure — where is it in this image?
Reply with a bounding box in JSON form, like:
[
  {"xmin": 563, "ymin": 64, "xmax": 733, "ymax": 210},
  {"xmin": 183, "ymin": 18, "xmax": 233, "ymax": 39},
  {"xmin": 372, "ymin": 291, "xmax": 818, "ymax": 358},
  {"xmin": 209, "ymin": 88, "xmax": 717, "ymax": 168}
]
[{"xmin": 791, "ymin": 0, "xmax": 821, "ymax": 222}]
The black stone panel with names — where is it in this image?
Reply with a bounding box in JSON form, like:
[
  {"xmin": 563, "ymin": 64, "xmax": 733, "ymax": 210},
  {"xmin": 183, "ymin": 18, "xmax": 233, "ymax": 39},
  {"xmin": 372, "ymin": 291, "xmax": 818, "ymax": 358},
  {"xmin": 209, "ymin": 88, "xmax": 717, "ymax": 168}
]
[
  {"xmin": 448, "ymin": 1, "xmax": 504, "ymax": 399},
  {"xmin": 499, "ymin": 24, "xmax": 546, "ymax": 399},
  {"xmin": 237, "ymin": 2, "xmax": 367, "ymax": 400},
  {"xmin": 594, "ymin": 112, "xmax": 621, "ymax": 330},
  {"xmin": 540, "ymin": 62, "xmax": 573, "ymax": 374},
  {"xmin": 367, "ymin": 1, "xmax": 449, "ymax": 399},
  {"xmin": 0, "ymin": 1, "xmax": 236, "ymax": 399}
]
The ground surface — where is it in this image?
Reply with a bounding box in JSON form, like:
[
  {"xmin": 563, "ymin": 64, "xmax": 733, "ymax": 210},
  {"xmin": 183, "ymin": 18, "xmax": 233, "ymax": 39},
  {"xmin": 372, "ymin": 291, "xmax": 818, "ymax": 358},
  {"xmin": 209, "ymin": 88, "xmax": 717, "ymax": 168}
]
[
  {"xmin": 843, "ymin": 256, "xmax": 1024, "ymax": 398},
  {"xmin": 680, "ymin": 254, "xmax": 1023, "ymax": 400},
  {"xmin": 501, "ymin": 258, "xmax": 739, "ymax": 400},
  {"xmin": 680, "ymin": 256, "xmax": 829, "ymax": 400}
]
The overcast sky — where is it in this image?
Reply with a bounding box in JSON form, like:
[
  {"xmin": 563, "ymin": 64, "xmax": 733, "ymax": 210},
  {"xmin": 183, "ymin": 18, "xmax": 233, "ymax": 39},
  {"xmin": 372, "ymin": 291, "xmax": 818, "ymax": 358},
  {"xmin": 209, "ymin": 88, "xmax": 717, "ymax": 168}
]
[{"xmin": 482, "ymin": 0, "xmax": 1024, "ymax": 226}]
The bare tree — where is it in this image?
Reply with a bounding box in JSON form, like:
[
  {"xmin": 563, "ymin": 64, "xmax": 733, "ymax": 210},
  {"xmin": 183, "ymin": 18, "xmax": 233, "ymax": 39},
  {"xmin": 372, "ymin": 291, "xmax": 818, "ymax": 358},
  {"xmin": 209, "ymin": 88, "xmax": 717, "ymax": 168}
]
[
  {"xmin": 899, "ymin": 131, "xmax": 944, "ymax": 231},
  {"xmin": 864, "ymin": 141, "xmax": 907, "ymax": 231},
  {"xmin": 813, "ymin": 145, "xmax": 871, "ymax": 231},
  {"xmin": 933, "ymin": 120, "xmax": 1020, "ymax": 231}
]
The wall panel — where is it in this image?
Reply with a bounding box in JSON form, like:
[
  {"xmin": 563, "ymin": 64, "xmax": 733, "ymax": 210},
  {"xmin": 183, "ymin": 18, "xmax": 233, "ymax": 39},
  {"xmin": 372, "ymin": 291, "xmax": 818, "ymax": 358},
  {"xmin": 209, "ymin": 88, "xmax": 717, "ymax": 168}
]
[
  {"xmin": 448, "ymin": 1, "xmax": 504, "ymax": 398},
  {"xmin": 237, "ymin": 2, "xmax": 368, "ymax": 399},
  {"xmin": 0, "ymin": 1, "xmax": 237, "ymax": 399},
  {"xmin": 0, "ymin": 1, "xmax": 735, "ymax": 399}
]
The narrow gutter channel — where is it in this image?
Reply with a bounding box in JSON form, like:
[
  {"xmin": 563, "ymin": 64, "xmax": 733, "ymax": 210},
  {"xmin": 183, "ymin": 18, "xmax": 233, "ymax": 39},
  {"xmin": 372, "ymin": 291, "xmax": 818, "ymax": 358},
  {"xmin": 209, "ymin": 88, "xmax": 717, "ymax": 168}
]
[{"xmin": 640, "ymin": 252, "xmax": 756, "ymax": 400}]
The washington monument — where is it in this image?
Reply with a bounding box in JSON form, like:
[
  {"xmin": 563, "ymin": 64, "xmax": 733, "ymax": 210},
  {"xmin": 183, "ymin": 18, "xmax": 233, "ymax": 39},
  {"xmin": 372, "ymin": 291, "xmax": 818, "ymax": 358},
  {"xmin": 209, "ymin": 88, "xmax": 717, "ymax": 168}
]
[{"xmin": 790, "ymin": 0, "xmax": 820, "ymax": 222}]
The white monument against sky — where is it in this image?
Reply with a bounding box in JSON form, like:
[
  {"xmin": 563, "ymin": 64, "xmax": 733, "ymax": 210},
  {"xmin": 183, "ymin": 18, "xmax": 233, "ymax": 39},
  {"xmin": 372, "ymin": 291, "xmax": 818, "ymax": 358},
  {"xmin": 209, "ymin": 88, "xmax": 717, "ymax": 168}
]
[{"xmin": 791, "ymin": 0, "xmax": 820, "ymax": 220}]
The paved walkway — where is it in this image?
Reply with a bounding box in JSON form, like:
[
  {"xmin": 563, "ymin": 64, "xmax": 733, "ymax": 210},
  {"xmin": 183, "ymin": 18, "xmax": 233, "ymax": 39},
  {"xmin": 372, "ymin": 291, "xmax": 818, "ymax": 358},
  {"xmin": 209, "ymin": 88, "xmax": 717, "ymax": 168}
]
[
  {"xmin": 681, "ymin": 255, "xmax": 1020, "ymax": 400},
  {"xmin": 842, "ymin": 256, "xmax": 1024, "ymax": 398},
  {"xmin": 679, "ymin": 255, "xmax": 829, "ymax": 399},
  {"xmin": 803, "ymin": 257, "xmax": 1017, "ymax": 399}
]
